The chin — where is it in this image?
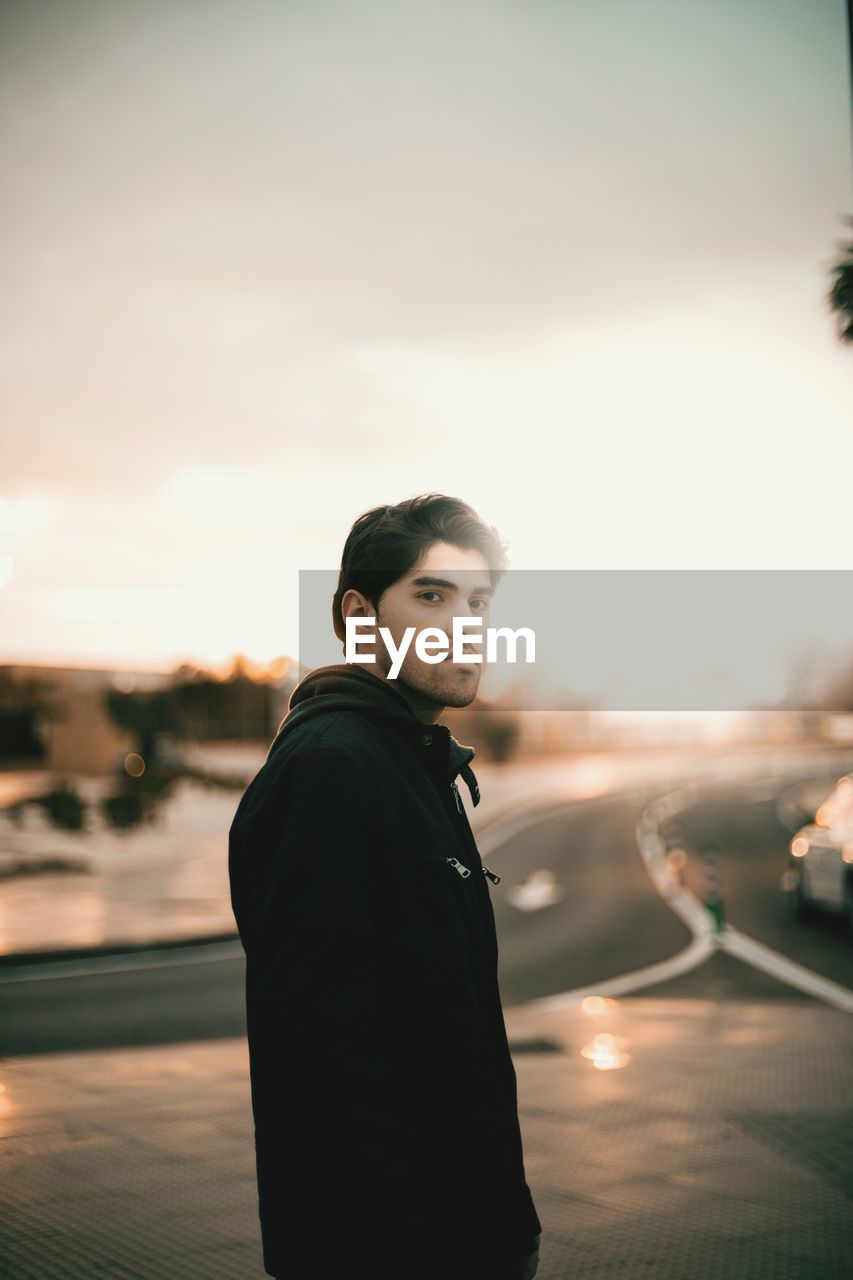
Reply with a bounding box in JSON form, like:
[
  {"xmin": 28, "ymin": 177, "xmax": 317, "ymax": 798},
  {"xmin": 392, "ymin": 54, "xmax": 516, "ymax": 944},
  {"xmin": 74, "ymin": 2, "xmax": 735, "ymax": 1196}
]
[
  {"xmin": 444, "ymin": 692, "xmax": 478, "ymax": 709},
  {"xmin": 404, "ymin": 666, "xmax": 480, "ymax": 708},
  {"xmin": 440, "ymin": 678, "xmax": 480, "ymax": 708}
]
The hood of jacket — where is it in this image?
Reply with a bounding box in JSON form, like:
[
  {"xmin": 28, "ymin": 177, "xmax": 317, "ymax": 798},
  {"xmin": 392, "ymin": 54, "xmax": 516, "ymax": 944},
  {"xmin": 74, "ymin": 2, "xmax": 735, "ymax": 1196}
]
[{"xmin": 266, "ymin": 662, "xmax": 480, "ymax": 806}]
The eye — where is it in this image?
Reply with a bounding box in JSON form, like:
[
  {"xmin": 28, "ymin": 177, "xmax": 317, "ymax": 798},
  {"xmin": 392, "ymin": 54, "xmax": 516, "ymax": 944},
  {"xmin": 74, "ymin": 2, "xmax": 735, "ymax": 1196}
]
[
  {"xmin": 417, "ymin": 591, "xmax": 442, "ymax": 602},
  {"xmin": 470, "ymin": 599, "xmax": 489, "ymax": 612}
]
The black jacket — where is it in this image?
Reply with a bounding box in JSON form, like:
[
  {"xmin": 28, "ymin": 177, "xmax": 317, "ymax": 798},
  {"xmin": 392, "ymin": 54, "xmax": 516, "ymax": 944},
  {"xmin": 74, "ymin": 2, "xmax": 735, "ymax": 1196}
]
[{"xmin": 228, "ymin": 663, "xmax": 542, "ymax": 1280}]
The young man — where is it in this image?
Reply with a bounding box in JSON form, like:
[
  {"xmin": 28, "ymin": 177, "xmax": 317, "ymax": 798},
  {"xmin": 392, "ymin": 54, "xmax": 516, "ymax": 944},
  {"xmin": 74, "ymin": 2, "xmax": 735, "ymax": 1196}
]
[{"xmin": 228, "ymin": 494, "xmax": 542, "ymax": 1280}]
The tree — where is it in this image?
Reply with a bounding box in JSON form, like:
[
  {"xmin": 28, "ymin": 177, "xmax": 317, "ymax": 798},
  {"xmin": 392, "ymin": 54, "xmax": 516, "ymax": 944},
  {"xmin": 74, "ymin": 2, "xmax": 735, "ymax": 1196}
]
[{"xmin": 827, "ymin": 215, "xmax": 853, "ymax": 344}]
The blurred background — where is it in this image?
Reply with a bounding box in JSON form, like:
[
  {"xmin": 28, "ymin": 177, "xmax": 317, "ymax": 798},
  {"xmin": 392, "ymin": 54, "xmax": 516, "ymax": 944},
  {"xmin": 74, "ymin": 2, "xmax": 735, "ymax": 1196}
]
[
  {"xmin": 1, "ymin": 0, "xmax": 852, "ymax": 953},
  {"xmin": 1, "ymin": 3, "xmax": 853, "ymax": 1276}
]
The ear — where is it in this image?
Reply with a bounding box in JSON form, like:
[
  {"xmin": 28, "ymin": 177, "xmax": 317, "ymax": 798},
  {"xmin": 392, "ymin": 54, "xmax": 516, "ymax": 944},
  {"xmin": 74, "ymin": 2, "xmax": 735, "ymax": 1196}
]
[{"xmin": 341, "ymin": 587, "xmax": 373, "ymax": 621}]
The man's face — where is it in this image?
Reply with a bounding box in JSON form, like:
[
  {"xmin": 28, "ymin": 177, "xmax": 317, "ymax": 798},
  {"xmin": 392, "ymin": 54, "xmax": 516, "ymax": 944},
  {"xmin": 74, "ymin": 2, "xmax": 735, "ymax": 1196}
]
[{"xmin": 347, "ymin": 540, "xmax": 494, "ymax": 711}]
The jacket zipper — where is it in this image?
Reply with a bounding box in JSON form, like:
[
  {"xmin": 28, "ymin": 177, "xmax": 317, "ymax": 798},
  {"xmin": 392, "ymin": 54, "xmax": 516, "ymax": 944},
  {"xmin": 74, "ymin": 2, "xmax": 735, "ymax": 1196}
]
[
  {"xmin": 396, "ymin": 852, "xmax": 500, "ymax": 884},
  {"xmin": 450, "ymin": 780, "xmax": 502, "ymax": 884}
]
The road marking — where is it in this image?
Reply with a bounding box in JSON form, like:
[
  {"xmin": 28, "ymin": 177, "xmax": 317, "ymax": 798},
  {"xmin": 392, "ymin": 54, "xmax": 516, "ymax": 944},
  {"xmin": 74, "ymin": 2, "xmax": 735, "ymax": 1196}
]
[
  {"xmin": 523, "ymin": 932, "xmax": 716, "ymax": 1011},
  {"xmin": 638, "ymin": 775, "xmax": 853, "ymax": 1015},
  {"xmin": 488, "ymin": 758, "xmax": 853, "ymax": 1013},
  {"xmin": 504, "ymin": 869, "xmax": 565, "ymax": 912},
  {"xmin": 721, "ymin": 925, "xmax": 853, "ymax": 1013},
  {"xmin": 0, "ymin": 939, "xmax": 244, "ymax": 984}
]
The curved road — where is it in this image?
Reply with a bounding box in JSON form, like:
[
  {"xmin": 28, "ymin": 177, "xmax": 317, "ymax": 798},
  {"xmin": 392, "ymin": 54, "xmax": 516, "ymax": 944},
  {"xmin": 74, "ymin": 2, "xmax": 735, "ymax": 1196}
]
[{"xmin": 2, "ymin": 770, "xmax": 852, "ymax": 1057}]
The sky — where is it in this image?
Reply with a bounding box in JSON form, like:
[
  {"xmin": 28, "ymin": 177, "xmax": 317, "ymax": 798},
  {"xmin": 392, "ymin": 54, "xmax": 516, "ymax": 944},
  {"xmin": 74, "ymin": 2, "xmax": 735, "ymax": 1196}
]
[{"xmin": 1, "ymin": 0, "xmax": 851, "ymax": 675}]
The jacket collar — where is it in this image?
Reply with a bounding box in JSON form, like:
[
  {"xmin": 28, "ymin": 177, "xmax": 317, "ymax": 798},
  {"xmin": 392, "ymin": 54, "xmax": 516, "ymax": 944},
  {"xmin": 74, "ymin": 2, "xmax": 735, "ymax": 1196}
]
[{"xmin": 268, "ymin": 663, "xmax": 480, "ymax": 806}]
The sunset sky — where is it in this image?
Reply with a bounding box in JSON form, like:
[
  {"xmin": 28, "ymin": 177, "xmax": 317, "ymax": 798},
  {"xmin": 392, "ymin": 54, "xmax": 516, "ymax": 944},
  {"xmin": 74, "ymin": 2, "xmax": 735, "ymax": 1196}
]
[{"xmin": 1, "ymin": 0, "xmax": 851, "ymax": 674}]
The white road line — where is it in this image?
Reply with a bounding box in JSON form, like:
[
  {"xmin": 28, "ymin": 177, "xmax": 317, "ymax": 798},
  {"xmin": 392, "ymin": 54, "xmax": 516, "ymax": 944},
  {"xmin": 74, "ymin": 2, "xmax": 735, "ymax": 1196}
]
[
  {"xmin": 721, "ymin": 925, "xmax": 853, "ymax": 1014},
  {"xmin": 522, "ymin": 932, "xmax": 716, "ymax": 1011},
  {"xmin": 486, "ymin": 759, "xmax": 853, "ymax": 1012},
  {"xmin": 0, "ymin": 939, "xmax": 243, "ymax": 984},
  {"xmin": 639, "ymin": 773, "xmax": 853, "ymax": 1015}
]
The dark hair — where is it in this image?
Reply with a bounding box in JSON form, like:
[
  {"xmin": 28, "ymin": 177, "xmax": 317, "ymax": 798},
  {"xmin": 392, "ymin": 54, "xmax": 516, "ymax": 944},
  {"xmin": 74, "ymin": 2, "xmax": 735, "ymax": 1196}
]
[{"xmin": 332, "ymin": 493, "xmax": 509, "ymax": 642}]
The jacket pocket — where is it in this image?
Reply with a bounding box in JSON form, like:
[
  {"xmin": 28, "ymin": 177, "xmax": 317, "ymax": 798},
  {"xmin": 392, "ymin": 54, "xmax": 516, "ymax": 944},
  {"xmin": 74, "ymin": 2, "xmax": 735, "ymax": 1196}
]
[
  {"xmin": 379, "ymin": 848, "xmax": 491, "ymax": 1094},
  {"xmin": 379, "ymin": 848, "xmax": 478, "ymax": 995}
]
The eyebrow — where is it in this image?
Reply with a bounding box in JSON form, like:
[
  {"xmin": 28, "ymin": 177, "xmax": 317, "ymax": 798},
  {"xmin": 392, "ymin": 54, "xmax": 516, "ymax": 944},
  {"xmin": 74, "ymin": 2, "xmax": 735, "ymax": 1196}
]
[{"xmin": 410, "ymin": 575, "xmax": 495, "ymax": 598}]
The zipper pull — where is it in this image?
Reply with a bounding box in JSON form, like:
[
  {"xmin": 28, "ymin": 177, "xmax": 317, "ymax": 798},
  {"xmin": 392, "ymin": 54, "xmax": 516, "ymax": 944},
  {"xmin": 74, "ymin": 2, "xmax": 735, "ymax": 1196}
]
[
  {"xmin": 482, "ymin": 866, "xmax": 501, "ymax": 884},
  {"xmin": 445, "ymin": 857, "xmax": 471, "ymax": 879},
  {"xmin": 451, "ymin": 780, "xmax": 464, "ymax": 813}
]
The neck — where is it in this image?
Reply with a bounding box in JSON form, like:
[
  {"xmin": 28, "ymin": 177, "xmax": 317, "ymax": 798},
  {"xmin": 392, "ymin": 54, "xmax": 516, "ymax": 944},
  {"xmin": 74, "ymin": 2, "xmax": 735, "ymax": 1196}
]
[{"xmin": 351, "ymin": 662, "xmax": 445, "ymax": 724}]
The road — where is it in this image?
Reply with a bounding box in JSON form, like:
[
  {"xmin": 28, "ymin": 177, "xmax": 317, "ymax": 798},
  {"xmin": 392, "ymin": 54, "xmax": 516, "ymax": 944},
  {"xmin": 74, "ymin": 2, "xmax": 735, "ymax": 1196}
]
[{"xmin": 2, "ymin": 765, "xmax": 852, "ymax": 1057}]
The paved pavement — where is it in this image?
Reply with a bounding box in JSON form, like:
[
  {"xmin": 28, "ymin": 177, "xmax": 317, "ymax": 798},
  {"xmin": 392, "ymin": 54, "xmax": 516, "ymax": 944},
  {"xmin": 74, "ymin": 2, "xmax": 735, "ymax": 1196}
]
[{"xmin": 2, "ymin": 979, "xmax": 852, "ymax": 1279}]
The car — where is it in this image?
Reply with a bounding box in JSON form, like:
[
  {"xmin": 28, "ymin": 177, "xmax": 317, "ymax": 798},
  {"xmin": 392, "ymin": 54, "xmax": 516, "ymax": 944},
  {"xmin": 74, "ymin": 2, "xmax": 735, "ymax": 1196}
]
[{"xmin": 787, "ymin": 772, "xmax": 853, "ymax": 932}]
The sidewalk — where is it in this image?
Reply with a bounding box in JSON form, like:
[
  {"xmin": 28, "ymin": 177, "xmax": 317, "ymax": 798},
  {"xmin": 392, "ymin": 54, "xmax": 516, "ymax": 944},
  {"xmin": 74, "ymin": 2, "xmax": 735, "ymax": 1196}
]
[{"xmin": 2, "ymin": 987, "xmax": 851, "ymax": 1278}]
